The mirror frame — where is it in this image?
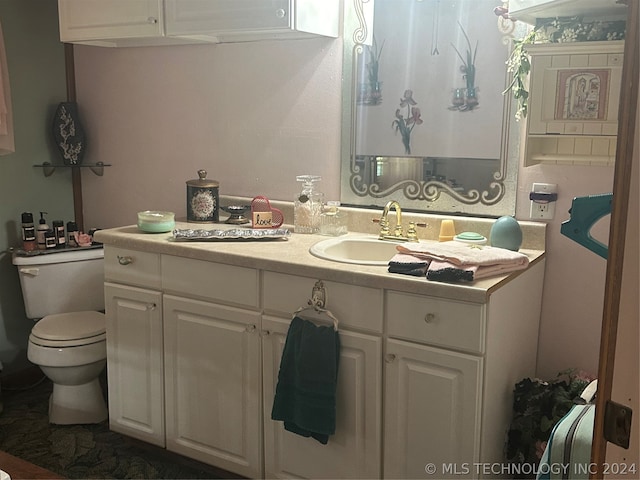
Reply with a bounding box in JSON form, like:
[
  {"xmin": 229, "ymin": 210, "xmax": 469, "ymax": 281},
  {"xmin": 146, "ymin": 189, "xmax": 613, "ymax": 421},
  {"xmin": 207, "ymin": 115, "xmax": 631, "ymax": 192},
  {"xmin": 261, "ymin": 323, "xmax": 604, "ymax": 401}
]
[{"xmin": 340, "ymin": 0, "xmax": 523, "ymax": 217}]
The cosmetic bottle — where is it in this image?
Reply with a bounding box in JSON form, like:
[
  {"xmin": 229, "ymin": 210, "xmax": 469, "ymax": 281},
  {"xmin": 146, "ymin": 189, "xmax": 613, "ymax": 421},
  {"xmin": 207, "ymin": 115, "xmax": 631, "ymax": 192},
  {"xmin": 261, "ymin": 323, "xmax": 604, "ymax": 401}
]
[
  {"xmin": 52, "ymin": 220, "xmax": 66, "ymax": 249},
  {"xmin": 67, "ymin": 221, "xmax": 78, "ymax": 248},
  {"xmin": 36, "ymin": 212, "xmax": 49, "ymax": 250},
  {"xmin": 44, "ymin": 229, "xmax": 56, "ymax": 249},
  {"xmin": 21, "ymin": 212, "xmax": 37, "ymax": 252},
  {"xmin": 320, "ymin": 201, "xmax": 348, "ymax": 236},
  {"xmin": 294, "ymin": 175, "xmax": 324, "ymax": 234}
]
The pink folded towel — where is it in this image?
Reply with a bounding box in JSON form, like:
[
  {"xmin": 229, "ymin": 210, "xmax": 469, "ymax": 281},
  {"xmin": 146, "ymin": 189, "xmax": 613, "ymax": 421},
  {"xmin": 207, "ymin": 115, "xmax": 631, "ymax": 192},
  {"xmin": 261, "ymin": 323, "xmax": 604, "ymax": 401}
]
[
  {"xmin": 426, "ymin": 259, "xmax": 527, "ymax": 281},
  {"xmin": 397, "ymin": 241, "xmax": 529, "ymax": 268}
]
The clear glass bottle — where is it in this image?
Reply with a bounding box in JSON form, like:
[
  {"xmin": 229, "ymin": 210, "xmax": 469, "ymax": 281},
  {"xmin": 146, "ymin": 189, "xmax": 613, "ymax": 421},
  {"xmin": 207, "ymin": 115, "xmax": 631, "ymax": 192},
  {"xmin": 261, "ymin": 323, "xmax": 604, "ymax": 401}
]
[
  {"xmin": 320, "ymin": 201, "xmax": 348, "ymax": 236},
  {"xmin": 294, "ymin": 175, "xmax": 324, "ymax": 234}
]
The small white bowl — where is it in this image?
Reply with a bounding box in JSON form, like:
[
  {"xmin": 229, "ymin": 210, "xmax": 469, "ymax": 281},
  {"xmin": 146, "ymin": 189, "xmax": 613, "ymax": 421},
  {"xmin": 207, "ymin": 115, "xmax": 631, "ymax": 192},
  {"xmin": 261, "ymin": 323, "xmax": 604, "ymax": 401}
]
[{"xmin": 137, "ymin": 211, "xmax": 175, "ymax": 233}]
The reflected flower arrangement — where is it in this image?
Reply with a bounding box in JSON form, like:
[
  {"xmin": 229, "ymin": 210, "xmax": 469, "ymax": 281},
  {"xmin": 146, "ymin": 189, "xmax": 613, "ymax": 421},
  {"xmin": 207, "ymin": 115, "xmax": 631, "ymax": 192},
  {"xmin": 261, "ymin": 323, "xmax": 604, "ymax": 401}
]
[{"xmin": 392, "ymin": 90, "xmax": 422, "ymax": 154}]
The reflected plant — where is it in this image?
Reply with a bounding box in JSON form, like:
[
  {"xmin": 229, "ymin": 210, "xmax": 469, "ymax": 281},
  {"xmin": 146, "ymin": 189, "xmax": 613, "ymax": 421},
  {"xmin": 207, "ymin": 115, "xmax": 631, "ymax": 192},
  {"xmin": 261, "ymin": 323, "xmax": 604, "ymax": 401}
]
[
  {"xmin": 359, "ymin": 35, "xmax": 386, "ymax": 105},
  {"xmin": 392, "ymin": 90, "xmax": 422, "ymax": 154},
  {"xmin": 365, "ymin": 35, "xmax": 385, "ymax": 86},
  {"xmin": 450, "ymin": 22, "xmax": 479, "ymax": 110}
]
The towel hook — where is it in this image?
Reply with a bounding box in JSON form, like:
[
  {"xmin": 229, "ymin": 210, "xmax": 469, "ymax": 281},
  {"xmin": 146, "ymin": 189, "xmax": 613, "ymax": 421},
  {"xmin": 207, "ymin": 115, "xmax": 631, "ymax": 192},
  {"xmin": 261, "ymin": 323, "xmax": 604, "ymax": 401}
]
[
  {"xmin": 293, "ymin": 280, "xmax": 339, "ymax": 331},
  {"xmin": 309, "ymin": 280, "xmax": 327, "ymax": 311}
]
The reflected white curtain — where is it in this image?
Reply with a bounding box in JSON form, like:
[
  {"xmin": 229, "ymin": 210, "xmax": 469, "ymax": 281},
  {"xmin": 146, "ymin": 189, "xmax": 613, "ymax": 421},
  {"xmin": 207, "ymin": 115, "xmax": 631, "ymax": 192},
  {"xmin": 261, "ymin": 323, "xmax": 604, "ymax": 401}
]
[{"xmin": 0, "ymin": 17, "xmax": 14, "ymax": 155}]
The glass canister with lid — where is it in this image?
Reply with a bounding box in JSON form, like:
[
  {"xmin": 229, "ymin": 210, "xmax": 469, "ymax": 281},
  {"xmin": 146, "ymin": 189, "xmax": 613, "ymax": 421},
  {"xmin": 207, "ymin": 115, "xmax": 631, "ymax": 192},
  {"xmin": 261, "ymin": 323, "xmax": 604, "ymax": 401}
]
[{"xmin": 186, "ymin": 169, "xmax": 219, "ymax": 223}]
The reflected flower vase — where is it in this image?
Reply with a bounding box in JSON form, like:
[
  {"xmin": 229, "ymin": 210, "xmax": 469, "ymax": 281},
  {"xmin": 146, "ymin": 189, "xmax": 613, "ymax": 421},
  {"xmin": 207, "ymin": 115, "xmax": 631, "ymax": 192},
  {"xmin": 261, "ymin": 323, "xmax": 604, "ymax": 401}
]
[
  {"xmin": 465, "ymin": 87, "xmax": 479, "ymax": 109},
  {"xmin": 52, "ymin": 101, "xmax": 86, "ymax": 165},
  {"xmin": 452, "ymin": 88, "xmax": 465, "ymax": 108}
]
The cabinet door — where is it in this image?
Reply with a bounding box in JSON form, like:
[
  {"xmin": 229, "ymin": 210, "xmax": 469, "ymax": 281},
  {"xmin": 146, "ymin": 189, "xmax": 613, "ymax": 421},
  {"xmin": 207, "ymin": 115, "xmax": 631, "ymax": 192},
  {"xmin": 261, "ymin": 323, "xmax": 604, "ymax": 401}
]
[
  {"xmin": 164, "ymin": 0, "xmax": 339, "ymax": 39},
  {"xmin": 104, "ymin": 282, "xmax": 165, "ymax": 446},
  {"xmin": 165, "ymin": 0, "xmax": 291, "ymax": 35},
  {"xmin": 263, "ymin": 315, "xmax": 382, "ymax": 479},
  {"xmin": 163, "ymin": 295, "xmax": 262, "ymax": 479},
  {"xmin": 58, "ymin": 0, "xmax": 163, "ymax": 42},
  {"xmin": 384, "ymin": 339, "xmax": 482, "ymax": 479}
]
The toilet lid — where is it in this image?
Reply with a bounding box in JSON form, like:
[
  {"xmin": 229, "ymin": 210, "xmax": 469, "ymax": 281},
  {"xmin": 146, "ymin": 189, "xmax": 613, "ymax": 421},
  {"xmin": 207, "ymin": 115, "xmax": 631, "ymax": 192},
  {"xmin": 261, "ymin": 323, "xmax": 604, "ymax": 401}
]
[{"xmin": 31, "ymin": 311, "xmax": 105, "ymax": 342}]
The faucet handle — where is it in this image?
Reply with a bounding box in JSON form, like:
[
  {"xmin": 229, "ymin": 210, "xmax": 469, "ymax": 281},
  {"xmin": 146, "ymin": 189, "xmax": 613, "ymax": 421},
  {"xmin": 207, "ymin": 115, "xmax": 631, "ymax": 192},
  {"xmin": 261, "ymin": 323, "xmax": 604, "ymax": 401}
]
[{"xmin": 406, "ymin": 222, "xmax": 427, "ymax": 242}]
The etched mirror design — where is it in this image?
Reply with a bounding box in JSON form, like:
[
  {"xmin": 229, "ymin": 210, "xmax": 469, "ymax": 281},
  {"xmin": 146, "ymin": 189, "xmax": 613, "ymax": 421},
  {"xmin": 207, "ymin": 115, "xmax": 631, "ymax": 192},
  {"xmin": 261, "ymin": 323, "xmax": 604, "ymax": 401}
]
[{"xmin": 340, "ymin": 0, "xmax": 522, "ymax": 216}]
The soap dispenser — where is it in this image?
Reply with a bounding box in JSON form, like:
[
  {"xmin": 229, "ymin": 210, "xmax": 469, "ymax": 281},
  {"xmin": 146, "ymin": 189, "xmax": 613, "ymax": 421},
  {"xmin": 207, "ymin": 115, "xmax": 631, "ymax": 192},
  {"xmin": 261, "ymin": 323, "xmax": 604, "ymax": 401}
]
[
  {"xmin": 294, "ymin": 175, "xmax": 324, "ymax": 234},
  {"xmin": 36, "ymin": 212, "xmax": 49, "ymax": 250}
]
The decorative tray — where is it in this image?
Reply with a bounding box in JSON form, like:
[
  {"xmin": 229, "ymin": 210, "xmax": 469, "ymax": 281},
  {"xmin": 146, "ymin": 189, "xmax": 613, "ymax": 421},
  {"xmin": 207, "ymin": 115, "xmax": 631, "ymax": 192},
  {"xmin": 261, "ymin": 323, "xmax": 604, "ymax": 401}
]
[{"xmin": 172, "ymin": 228, "xmax": 291, "ymax": 241}]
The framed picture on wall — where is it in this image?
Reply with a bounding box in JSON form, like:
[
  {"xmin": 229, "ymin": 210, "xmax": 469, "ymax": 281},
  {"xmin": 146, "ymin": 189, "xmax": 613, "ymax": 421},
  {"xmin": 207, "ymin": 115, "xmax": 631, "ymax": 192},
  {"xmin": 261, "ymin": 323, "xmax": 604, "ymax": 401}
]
[{"xmin": 555, "ymin": 69, "xmax": 610, "ymax": 121}]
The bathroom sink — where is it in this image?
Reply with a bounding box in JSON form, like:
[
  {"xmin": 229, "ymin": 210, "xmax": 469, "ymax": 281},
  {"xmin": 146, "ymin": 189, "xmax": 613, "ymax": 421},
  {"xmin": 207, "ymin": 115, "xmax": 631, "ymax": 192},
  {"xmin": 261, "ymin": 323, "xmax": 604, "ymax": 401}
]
[{"xmin": 309, "ymin": 235, "xmax": 402, "ymax": 266}]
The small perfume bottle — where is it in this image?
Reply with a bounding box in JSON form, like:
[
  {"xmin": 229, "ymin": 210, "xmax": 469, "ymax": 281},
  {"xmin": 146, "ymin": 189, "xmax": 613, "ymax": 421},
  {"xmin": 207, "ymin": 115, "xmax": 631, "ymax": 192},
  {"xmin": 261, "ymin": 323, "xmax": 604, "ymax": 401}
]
[
  {"xmin": 294, "ymin": 175, "xmax": 324, "ymax": 234},
  {"xmin": 320, "ymin": 201, "xmax": 348, "ymax": 236}
]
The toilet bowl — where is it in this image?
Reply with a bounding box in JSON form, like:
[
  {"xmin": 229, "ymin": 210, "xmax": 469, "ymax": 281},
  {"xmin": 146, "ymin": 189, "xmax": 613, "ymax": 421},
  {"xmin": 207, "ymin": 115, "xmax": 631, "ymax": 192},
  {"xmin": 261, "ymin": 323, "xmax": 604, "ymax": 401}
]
[
  {"xmin": 13, "ymin": 248, "xmax": 107, "ymax": 425},
  {"xmin": 27, "ymin": 311, "xmax": 107, "ymax": 425}
]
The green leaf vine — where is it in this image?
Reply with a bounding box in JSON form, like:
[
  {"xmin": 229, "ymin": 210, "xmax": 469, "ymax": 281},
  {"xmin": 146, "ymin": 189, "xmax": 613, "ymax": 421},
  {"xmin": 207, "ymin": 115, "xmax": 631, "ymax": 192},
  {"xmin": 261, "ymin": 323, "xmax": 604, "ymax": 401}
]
[{"xmin": 503, "ymin": 28, "xmax": 538, "ymax": 121}]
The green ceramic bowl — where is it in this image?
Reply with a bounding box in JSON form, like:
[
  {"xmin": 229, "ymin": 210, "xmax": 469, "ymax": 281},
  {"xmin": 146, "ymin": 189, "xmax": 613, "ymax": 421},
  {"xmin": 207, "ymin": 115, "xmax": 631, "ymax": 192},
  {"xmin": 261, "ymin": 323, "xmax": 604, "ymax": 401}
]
[{"xmin": 137, "ymin": 211, "xmax": 175, "ymax": 233}]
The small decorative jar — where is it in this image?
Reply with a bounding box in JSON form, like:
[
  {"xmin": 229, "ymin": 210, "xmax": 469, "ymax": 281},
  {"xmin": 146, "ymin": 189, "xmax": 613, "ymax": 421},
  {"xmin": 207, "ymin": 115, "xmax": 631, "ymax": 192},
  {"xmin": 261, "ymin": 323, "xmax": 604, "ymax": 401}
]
[{"xmin": 186, "ymin": 170, "xmax": 219, "ymax": 223}]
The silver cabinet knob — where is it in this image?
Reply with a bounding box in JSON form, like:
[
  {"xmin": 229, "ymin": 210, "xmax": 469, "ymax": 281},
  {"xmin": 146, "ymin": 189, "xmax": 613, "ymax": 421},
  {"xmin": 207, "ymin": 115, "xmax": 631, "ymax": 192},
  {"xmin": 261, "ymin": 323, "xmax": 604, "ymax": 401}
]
[
  {"xmin": 117, "ymin": 255, "xmax": 133, "ymax": 265},
  {"xmin": 424, "ymin": 313, "xmax": 436, "ymax": 323},
  {"xmin": 146, "ymin": 303, "xmax": 156, "ymax": 311},
  {"xmin": 275, "ymin": 8, "xmax": 286, "ymax": 18},
  {"xmin": 245, "ymin": 324, "xmax": 257, "ymax": 333},
  {"xmin": 147, "ymin": 17, "xmax": 158, "ymax": 24},
  {"xmin": 385, "ymin": 353, "xmax": 396, "ymax": 363}
]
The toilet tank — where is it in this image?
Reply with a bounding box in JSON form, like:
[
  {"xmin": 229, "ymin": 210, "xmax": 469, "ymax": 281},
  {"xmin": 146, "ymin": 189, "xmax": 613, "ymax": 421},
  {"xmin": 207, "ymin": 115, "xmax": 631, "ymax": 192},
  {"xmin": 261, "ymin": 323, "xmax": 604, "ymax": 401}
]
[{"xmin": 12, "ymin": 248, "xmax": 105, "ymax": 319}]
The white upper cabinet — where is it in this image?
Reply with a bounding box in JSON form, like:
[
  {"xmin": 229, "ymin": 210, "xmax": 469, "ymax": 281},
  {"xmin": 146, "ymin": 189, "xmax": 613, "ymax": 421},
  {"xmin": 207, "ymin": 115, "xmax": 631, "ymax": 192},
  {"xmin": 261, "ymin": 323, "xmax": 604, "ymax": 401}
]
[
  {"xmin": 509, "ymin": 0, "xmax": 628, "ymax": 25},
  {"xmin": 58, "ymin": 0, "xmax": 340, "ymax": 47},
  {"xmin": 58, "ymin": 0, "xmax": 169, "ymax": 46},
  {"xmin": 164, "ymin": 0, "xmax": 340, "ymax": 42}
]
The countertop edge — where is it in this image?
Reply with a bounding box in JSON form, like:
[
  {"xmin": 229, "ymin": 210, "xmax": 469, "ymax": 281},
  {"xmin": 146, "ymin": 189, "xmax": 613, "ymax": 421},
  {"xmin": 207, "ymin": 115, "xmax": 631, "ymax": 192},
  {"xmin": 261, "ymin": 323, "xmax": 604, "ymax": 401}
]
[{"xmin": 95, "ymin": 224, "xmax": 545, "ymax": 304}]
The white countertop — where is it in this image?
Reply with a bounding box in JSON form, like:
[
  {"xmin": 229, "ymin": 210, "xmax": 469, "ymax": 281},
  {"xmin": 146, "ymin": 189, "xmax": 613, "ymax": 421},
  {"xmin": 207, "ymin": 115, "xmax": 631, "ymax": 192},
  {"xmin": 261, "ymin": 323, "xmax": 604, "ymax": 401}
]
[{"xmin": 94, "ymin": 222, "xmax": 545, "ymax": 304}]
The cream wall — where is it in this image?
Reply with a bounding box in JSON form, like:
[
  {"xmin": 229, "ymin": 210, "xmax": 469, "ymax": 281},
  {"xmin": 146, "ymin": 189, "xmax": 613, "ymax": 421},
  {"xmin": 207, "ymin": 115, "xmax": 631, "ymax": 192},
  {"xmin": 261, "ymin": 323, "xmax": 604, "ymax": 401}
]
[
  {"xmin": 75, "ymin": 37, "xmax": 614, "ymax": 379},
  {"xmin": 75, "ymin": 38, "xmax": 343, "ymax": 226}
]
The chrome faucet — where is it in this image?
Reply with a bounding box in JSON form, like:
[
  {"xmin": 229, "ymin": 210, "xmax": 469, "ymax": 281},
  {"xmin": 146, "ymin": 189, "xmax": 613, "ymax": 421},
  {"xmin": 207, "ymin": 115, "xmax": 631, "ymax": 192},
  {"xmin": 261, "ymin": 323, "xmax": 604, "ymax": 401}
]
[{"xmin": 375, "ymin": 200, "xmax": 424, "ymax": 242}]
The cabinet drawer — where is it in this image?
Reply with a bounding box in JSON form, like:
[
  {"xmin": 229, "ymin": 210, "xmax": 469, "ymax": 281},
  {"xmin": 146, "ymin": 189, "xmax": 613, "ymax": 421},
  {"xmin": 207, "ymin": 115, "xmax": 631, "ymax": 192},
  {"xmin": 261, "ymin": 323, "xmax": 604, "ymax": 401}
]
[
  {"xmin": 162, "ymin": 255, "xmax": 258, "ymax": 308},
  {"xmin": 386, "ymin": 291, "xmax": 485, "ymax": 354},
  {"xmin": 104, "ymin": 246, "xmax": 161, "ymax": 289},
  {"xmin": 262, "ymin": 271, "xmax": 383, "ymax": 333}
]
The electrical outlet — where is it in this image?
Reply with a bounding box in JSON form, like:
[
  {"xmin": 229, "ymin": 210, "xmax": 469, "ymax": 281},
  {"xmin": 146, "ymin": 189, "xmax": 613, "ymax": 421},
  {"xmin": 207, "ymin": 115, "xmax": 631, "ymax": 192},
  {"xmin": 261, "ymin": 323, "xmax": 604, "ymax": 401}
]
[{"xmin": 529, "ymin": 183, "xmax": 557, "ymax": 220}]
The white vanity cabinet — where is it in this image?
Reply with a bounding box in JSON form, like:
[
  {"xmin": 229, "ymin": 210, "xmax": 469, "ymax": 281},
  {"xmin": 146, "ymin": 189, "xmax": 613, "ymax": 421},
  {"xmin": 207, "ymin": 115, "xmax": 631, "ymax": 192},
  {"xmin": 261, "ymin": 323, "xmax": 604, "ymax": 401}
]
[
  {"xmin": 103, "ymin": 247, "xmax": 165, "ymax": 447},
  {"xmin": 384, "ymin": 260, "xmax": 546, "ymax": 478},
  {"xmin": 161, "ymin": 255, "xmax": 263, "ymax": 479},
  {"xmin": 383, "ymin": 292, "xmax": 484, "ymax": 478},
  {"xmin": 104, "ymin": 247, "xmax": 264, "ymax": 478},
  {"xmin": 98, "ymin": 231, "xmax": 545, "ymax": 480},
  {"xmin": 261, "ymin": 271, "xmax": 383, "ymax": 479}
]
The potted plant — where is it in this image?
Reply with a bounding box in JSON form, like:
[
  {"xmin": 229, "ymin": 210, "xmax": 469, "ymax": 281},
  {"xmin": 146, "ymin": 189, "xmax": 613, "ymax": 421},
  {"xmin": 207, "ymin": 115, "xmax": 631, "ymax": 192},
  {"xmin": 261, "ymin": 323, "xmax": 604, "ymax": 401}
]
[{"xmin": 505, "ymin": 369, "xmax": 595, "ymax": 477}]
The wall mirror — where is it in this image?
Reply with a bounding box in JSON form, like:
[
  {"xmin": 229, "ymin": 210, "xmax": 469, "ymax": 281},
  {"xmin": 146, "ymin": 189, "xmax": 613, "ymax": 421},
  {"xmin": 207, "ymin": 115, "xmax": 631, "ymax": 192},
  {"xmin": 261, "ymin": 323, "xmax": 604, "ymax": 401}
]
[{"xmin": 340, "ymin": 0, "xmax": 522, "ymax": 216}]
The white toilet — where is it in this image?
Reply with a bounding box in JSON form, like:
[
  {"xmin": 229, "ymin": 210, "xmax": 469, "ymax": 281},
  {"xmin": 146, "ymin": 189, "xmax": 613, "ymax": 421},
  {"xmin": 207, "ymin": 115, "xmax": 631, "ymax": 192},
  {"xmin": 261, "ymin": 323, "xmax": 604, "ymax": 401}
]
[{"xmin": 12, "ymin": 247, "xmax": 107, "ymax": 425}]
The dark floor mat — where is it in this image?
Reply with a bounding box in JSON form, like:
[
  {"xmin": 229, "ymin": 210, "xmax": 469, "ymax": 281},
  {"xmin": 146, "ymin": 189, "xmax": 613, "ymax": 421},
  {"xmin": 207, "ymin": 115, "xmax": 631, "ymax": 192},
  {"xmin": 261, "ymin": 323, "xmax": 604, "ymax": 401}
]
[{"xmin": 0, "ymin": 377, "xmax": 226, "ymax": 479}]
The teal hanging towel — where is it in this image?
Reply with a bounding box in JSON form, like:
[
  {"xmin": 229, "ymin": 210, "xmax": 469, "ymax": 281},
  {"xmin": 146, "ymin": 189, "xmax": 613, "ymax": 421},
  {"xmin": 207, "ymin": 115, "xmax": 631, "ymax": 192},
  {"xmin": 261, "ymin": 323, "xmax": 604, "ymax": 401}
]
[{"xmin": 271, "ymin": 316, "xmax": 340, "ymax": 445}]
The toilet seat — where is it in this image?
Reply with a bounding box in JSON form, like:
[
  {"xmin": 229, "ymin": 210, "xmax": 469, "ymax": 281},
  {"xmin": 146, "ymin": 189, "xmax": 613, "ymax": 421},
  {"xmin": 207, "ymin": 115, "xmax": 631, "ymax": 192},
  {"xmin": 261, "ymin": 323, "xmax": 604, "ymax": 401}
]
[{"xmin": 30, "ymin": 311, "xmax": 106, "ymax": 348}]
